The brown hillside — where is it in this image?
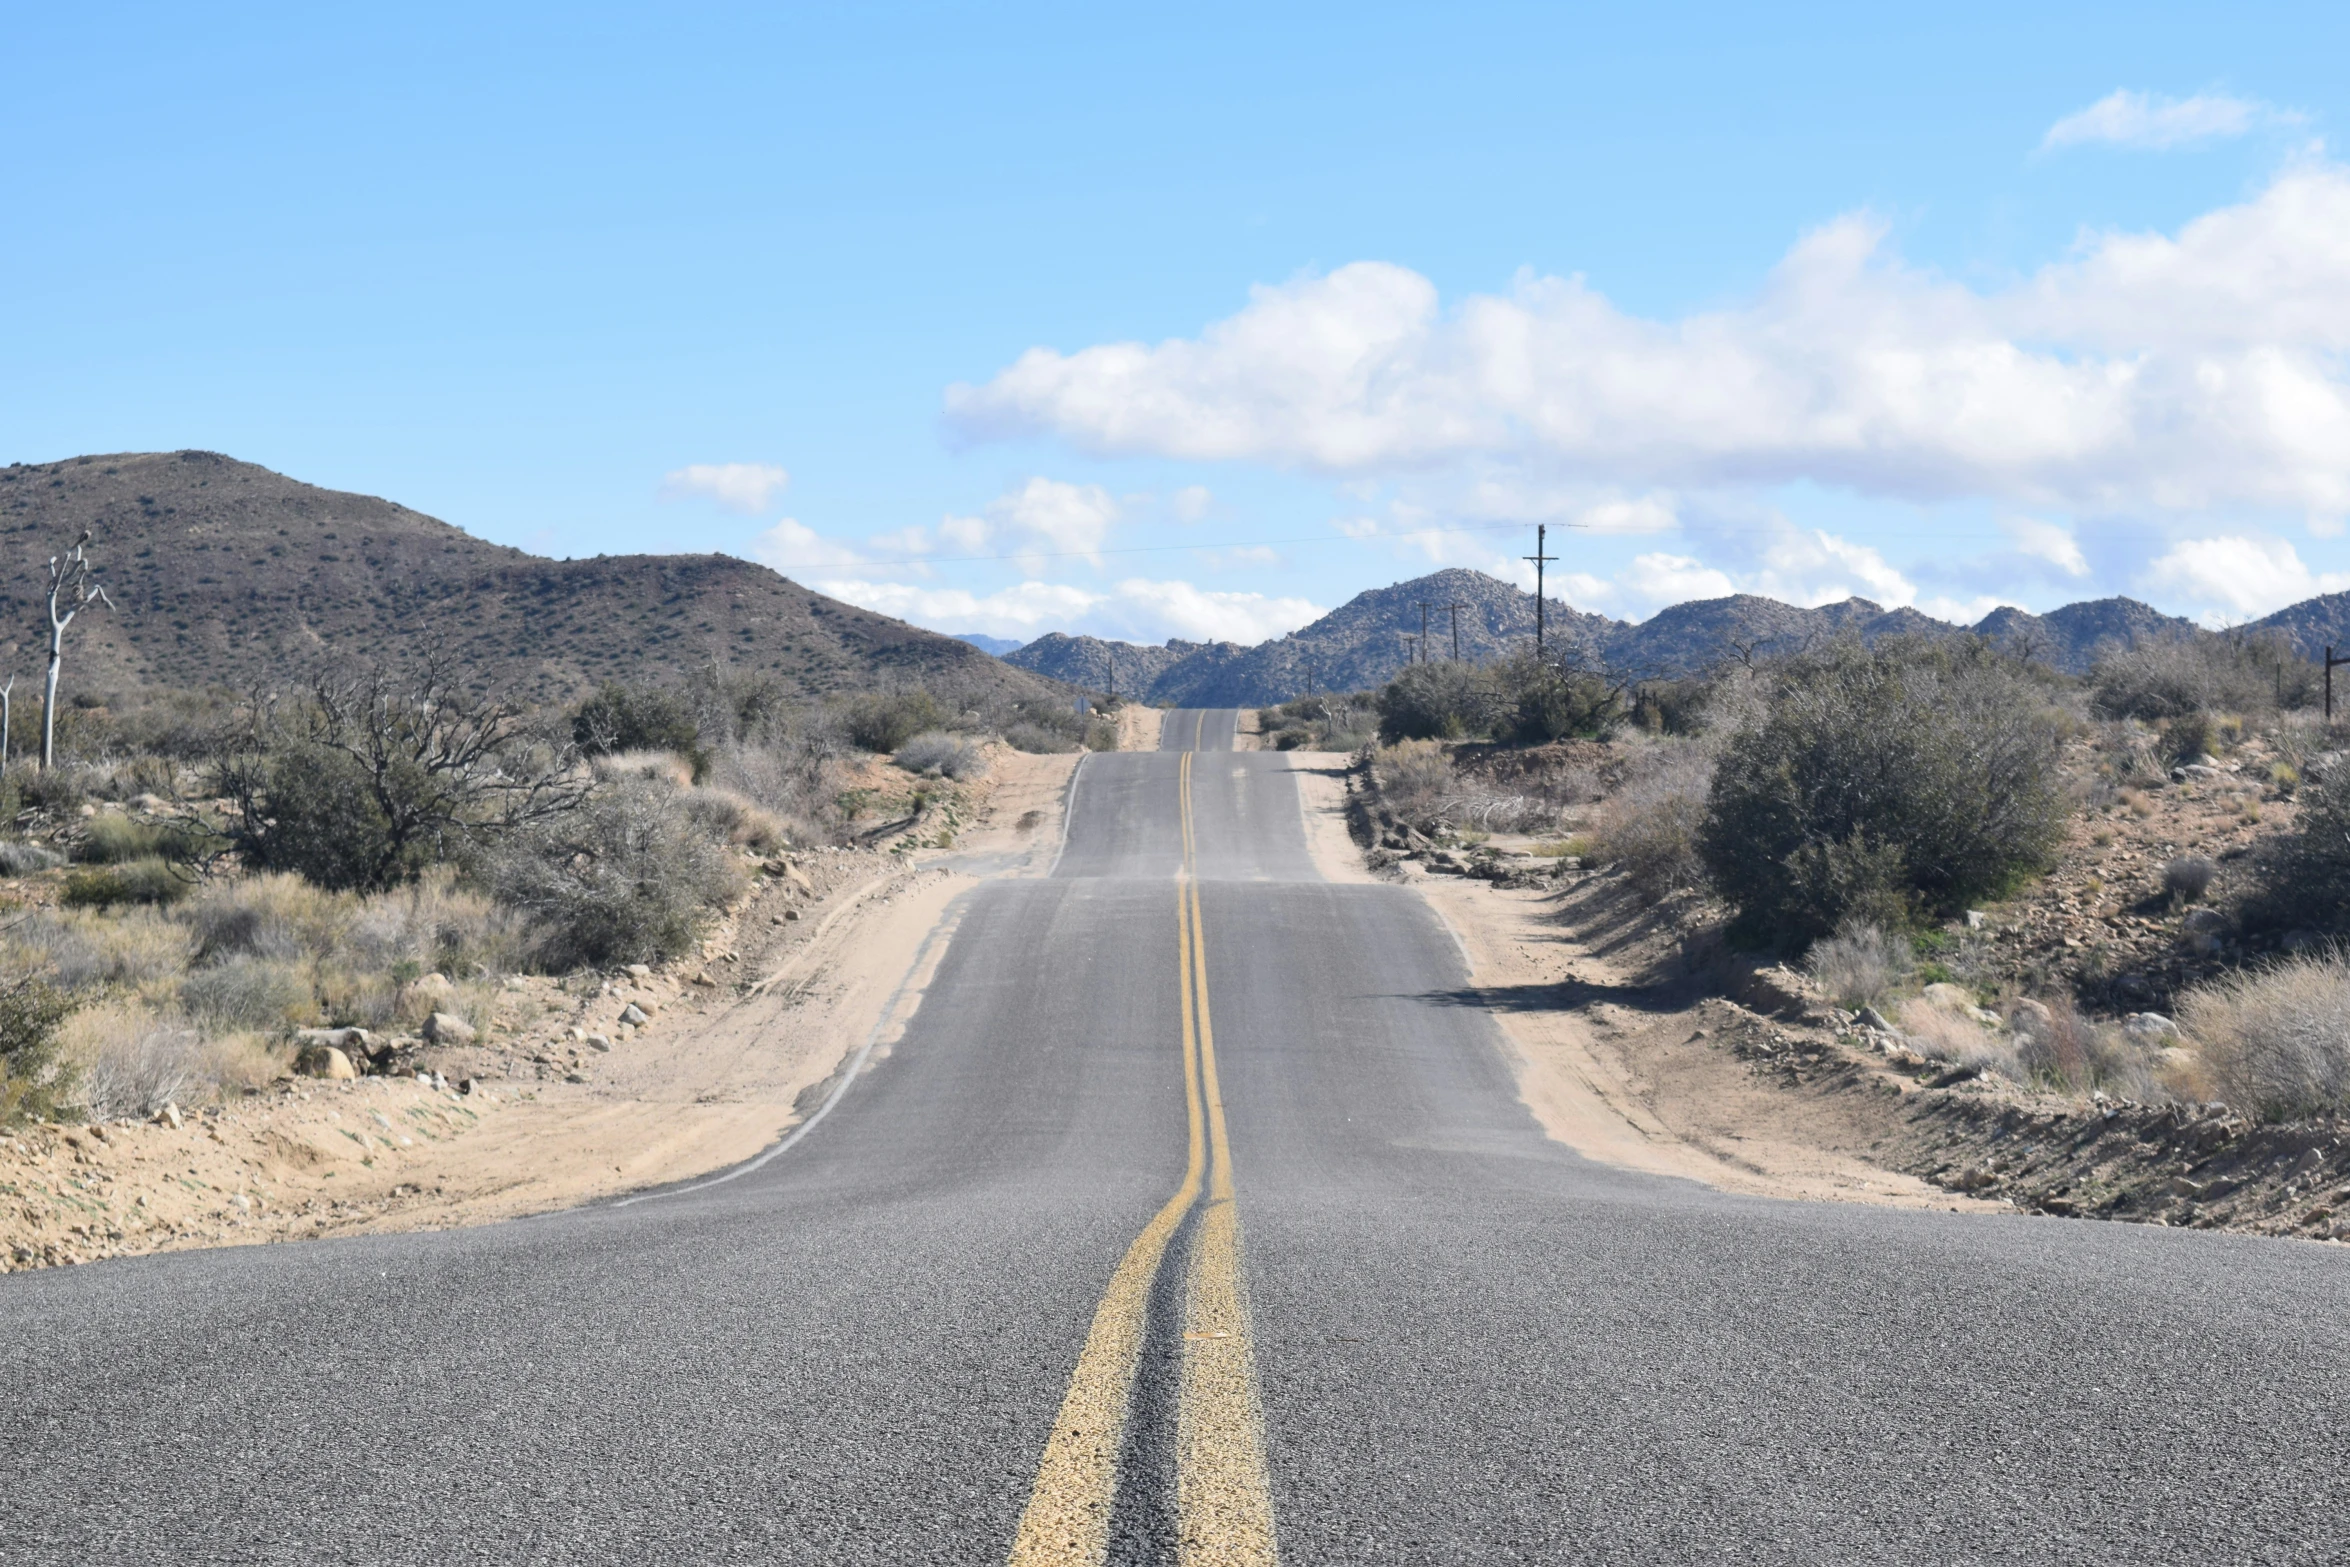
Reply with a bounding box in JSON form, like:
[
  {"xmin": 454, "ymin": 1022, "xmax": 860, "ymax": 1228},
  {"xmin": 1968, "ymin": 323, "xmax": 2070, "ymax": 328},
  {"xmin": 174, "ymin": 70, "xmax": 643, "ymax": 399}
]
[{"xmin": 0, "ymin": 451, "xmax": 1038, "ymax": 702}]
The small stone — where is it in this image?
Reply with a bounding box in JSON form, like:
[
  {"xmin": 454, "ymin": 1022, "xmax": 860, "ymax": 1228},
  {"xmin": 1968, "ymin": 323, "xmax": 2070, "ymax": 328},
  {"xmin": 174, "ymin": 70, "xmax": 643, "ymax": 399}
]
[
  {"xmin": 783, "ymin": 909, "xmax": 801, "ymax": 922},
  {"xmin": 618, "ymin": 1003, "xmax": 649, "ymax": 1027},
  {"xmin": 1965, "ymin": 910, "xmax": 1987, "ymax": 929},
  {"xmin": 1855, "ymin": 1005, "xmax": 1894, "ymax": 1032},
  {"xmin": 583, "ymin": 1034, "xmax": 612, "ymax": 1052},
  {"xmin": 423, "ymin": 1012, "xmax": 476, "ymax": 1046},
  {"xmin": 404, "ymin": 973, "xmax": 458, "ymax": 1011},
  {"xmin": 625, "ymin": 963, "xmax": 652, "ymax": 979},
  {"xmin": 153, "ymin": 1103, "xmax": 183, "ymax": 1129},
  {"xmin": 2124, "ymin": 1012, "xmax": 2183, "ymax": 1043}
]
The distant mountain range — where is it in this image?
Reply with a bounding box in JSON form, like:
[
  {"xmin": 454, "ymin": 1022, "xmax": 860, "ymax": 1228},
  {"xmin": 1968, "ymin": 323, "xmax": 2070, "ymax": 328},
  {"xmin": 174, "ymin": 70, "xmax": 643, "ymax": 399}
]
[
  {"xmin": 1000, "ymin": 567, "xmax": 2304, "ymax": 706},
  {"xmin": 0, "ymin": 452, "xmax": 1059, "ymax": 705}
]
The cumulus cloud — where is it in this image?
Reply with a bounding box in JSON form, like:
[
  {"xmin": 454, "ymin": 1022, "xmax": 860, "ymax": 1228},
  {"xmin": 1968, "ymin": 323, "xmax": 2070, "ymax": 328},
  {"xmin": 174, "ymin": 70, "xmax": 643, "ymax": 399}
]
[
  {"xmin": 1620, "ymin": 553, "xmax": 1736, "ymax": 606},
  {"xmin": 947, "ymin": 165, "xmax": 2350, "ymax": 523},
  {"xmin": 2040, "ymin": 90, "xmax": 2277, "ymax": 152},
  {"xmin": 810, "ymin": 575, "xmax": 1322, "ymax": 645},
  {"xmin": 662, "ymin": 462, "xmax": 790, "ymax": 514},
  {"xmin": 2003, "ymin": 515, "xmax": 2091, "ymax": 576},
  {"xmin": 1171, "ymin": 484, "xmax": 1215, "ymax": 522},
  {"xmin": 2142, "ymin": 534, "xmax": 2350, "ymax": 620},
  {"xmin": 993, "ymin": 476, "xmax": 1121, "ymax": 562},
  {"xmin": 749, "ymin": 517, "xmax": 865, "ymax": 572}
]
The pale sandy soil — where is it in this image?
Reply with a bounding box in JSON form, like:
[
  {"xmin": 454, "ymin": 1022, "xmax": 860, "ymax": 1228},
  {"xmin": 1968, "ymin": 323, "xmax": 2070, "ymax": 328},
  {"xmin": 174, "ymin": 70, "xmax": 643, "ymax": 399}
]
[
  {"xmin": 1280, "ymin": 750, "xmax": 1997, "ymax": 1212},
  {"xmin": 1, "ymin": 748, "xmax": 1084, "ymax": 1272},
  {"xmin": 1118, "ymin": 704, "xmax": 1164, "ymax": 752}
]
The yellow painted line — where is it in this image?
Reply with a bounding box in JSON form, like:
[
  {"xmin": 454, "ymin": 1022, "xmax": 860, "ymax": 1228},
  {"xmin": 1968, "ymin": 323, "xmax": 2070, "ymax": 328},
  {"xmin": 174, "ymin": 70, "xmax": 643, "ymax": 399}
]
[
  {"xmin": 1177, "ymin": 872, "xmax": 1279, "ymax": 1566},
  {"xmin": 1007, "ymin": 747, "xmax": 1277, "ymax": 1566}
]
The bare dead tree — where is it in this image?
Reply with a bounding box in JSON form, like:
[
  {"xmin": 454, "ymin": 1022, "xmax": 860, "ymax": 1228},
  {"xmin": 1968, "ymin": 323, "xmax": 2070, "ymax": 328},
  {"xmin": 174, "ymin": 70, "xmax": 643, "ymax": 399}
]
[
  {"xmin": 0, "ymin": 674, "xmax": 14, "ymax": 781},
  {"xmin": 42, "ymin": 530, "xmax": 111, "ymax": 770}
]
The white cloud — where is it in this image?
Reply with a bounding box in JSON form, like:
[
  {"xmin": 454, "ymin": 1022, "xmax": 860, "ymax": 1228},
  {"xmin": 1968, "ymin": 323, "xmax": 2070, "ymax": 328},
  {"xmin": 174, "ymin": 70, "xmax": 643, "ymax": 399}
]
[
  {"xmin": 947, "ymin": 165, "xmax": 2350, "ymax": 523},
  {"xmin": 809, "ymin": 574, "xmax": 1322, "ymax": 645},
  {"xmin": 993, "ymin": 476, "xmax": 1120, "ymax": 562},
  {"xmin": 1171, "ymin": 484, "xmax": 1215, "ymax": 522},
  {"xmin": 662, "ymin": 462, "xmax": 790, "ymax": 514},
  {"xmin": 1916, "ymin": 593, "xmax": 2020, "ymax": 625},
  {"xmin": 1744, "ymin": 528, "xmax": 1916, "ymax": 608},
  {"xmin": 2002, "ymin": 515, "xmax": 2090, "ymax": 576},
  {"xmin": 2142, "ymin": 534, "xmax": 2350, "ymax": 620},
  {"xmin": 1621, "ymin": 553, "xmax": 1736, "ymax": 605},
  {"xmin": 2040, "ymin": 90, "xmax": 2275, "ymax": 152},
  {"xmin": 749, "ymin": 517, "xmax": 864, "ymax": 572}
]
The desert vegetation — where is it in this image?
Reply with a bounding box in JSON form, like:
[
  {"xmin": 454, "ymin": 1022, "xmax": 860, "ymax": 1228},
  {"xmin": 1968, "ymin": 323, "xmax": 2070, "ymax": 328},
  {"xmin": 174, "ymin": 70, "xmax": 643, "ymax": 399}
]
[
  {"xmin": 1332, "ymin": 620, "xmax": 2350, "ymax": 1129},
  {"xmin": 0, "ymin": 612, "xmax": 1119, "ymax": 1126}
]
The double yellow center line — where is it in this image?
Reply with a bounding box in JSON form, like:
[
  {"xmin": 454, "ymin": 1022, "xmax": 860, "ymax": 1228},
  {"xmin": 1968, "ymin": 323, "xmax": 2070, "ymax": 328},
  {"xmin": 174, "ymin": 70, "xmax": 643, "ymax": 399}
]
[{"xmin": 1008, "ymin": 750, "xmax": 1279, "ymax": 1566}]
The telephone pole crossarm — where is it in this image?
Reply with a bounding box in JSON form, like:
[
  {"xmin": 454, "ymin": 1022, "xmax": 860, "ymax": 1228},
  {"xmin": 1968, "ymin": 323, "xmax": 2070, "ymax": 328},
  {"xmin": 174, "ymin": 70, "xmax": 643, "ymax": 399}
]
[{"xmin": 1524, "ymin": 524, "xmax": 1559, "ymax": 654}]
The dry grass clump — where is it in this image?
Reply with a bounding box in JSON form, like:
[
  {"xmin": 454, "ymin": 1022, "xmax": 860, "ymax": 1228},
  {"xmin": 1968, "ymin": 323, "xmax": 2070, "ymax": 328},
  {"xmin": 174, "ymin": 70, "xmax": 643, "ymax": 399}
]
[
  {"xmin": 1807, "ymin": 921, "xmax": 1914, "ymax": 1009},
  {"xmin": 1587, "ymin": 741, "xmax": 1713, "ymax": 896},
  {"xmin": 64, "ymin": 999, "xmax": 280, "ymax": 1119},
  {"xmin": 1896, "ymin": 998, "xmax": 2022, "ymax": 1081},
  {"xmin": 893, "ymin": 731, "xmax": 988, "ymax": 781},
  {"xmin": 2178, "ymin": 953, "xmax": 2350, "ymax": 1120},
  {"xmin": 1373, "ymin": 740, "xmax": 1455, "ymax": 822},
  {"xmin": 2009, "ymin": 995, "xmax": 2165, "ymax": 1099},
  {"xmin": 680, "ymin": 786, "xmax": 789, "ymax": 853},
  {"xmin": 591, "ymin": 749, "xmax": 696, "ymax": 788},
  {"xmin": 2163, "ymin": 855, "xmax": 2216, "ymax": 904}
]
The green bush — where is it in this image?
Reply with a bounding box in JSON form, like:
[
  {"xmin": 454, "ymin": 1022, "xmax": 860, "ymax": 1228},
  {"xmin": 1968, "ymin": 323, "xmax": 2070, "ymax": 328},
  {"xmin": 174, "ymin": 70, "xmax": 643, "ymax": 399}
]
[
  {"xmin": 229, "ymin": 744, "xmax": 410, "ymax": 892},
  {"xmin": 61, "ymin": 858, "xmax": 190, "ymax": 909},
  {"xmin": 843, "ymin": 692, "xmax": 943, "ymax": 754},
  {"xmin": 2240, "ymin": 775, "xmax": 2350, "ymax": 935},
  {"xmin": 1507, "ymin": 659, "xmax": 1624, "ymax": 745},
  {"xmin": 2089, "ymin": 633, "xmax": 2309, "ymax": 720},
  {"xmin": 572, "ymin": 682, "xmax": 703, "ymax": 759},
  {"xmin": 487, "ymin": 780, "xmax": 743, "ymax": 969},
  {"xmin": 0, "ymin": 978, "xmax": 78, "ymax": 1124},
  {"xmin": 1377, "ymin": 662, "xmax": 1503, "ymax": 742},
  {"xmin": 78, "ymin": 814, "xmax": 163, "ymax": 864},
  {"xmin": 1698, "ymin": 641, "xmax": 2066, "ymax": 942}
]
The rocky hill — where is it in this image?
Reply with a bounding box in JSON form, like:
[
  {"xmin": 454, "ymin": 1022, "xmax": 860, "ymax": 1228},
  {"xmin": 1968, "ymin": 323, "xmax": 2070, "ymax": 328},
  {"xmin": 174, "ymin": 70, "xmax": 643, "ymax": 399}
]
[
  {"xmin": 0, "ymin": 451, "xmax": 1053, "ymax": 704},
  {"xmin": 1007, "ymin": 570, "xmax": 2239, "ymax": 705},
  {"xmin": 2251, "ymin": 592, "xmax": 2350, "ymax": 660}
]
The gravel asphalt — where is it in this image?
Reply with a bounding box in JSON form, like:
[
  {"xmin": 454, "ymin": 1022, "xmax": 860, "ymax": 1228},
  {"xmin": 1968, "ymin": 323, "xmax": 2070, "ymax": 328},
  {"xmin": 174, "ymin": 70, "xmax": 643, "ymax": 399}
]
[{"xmin": 4, "ymin": 710, "xmax": 2347, "ymax": 1564}]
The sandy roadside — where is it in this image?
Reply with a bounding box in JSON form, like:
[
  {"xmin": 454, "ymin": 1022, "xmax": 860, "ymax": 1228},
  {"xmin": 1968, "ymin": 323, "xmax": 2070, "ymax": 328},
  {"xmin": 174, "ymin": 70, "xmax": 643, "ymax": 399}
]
[
  {"xmin": 1118, "ymin": 703, "xmax": 1164, "ymax": 752},
  {"xmin": 1282, "ymin": 750, "xmax": 1997, "ymax": 1212},
  {"xmin": 1, "ymin": 749, "xmax": 1085, "ymax": 1272}
]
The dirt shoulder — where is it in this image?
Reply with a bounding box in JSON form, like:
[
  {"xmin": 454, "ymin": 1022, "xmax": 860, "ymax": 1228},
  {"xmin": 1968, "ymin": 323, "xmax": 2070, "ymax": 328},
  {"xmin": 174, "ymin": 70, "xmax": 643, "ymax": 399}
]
[
  {"xmin": 1, "ymin": 748, "xmax": 1083, "ymax": 1273},
  {"xmin": 1283, "ymin": 749, "xmax": 1994, "ymax": 1211}
]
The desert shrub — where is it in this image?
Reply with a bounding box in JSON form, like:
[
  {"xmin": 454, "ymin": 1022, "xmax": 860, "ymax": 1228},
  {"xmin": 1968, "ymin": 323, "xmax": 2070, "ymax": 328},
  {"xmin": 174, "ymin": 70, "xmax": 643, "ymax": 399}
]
[
  {"xmin": 2238, "ymin": 777, "xmax": 2350, "ymax": 936},
  {"xmin": 16, "ymin": 769, "xmax": 85, "ymax": 815},
  {"xmin": 186, "ymin": 873, "xmax": 351, "ymax": 964},
  {"xmin": 2010, "ymin": 995, "xmax": 2162, "ymax": 1098},
  {"xmin": 0, "ymin": 977, "xmax": 79, "ymax": 1124},
  {"xmin": 843, "ymin": 692, "xmax": 943, "ymax": 754},
  {"xmin": 487, "ymin": 779, "xmax": 743, "ymax": 969},
  {"xmin": 705, "ymin": 732, "xmax": 847, "ymax": 844},
  {"xmin": 62, "ymin": 859, "xmax": 190, "ymax": 909},
  {"xmin": 1505, "ymin": 657, "xmax": 1626, "ymax": 745},
  {"xmin": 0, "ymin": 841, "xmax": 62, "ymax": 875},
  {"xmin": 1377, "ymin": 662, "xmax": 1504, "ymax": 742},
  {"xmin": 572, "ymin": 682, "xmax": 702, "ymax": 761},
  {"xmin": 2089, "ymin": 634, "xmax": 2303, "ymax": 720},
  {"xmin": 72, "ymin": 1014, "xmax": 205, "ymax": 1119},
  {"xmin": 1807, "ymin": 920, "xmax": 1914, "ymax": 1009},
  {"xmin": 1084, "ymin": 715, "xmax": 1121, "ymax": 751},
  {"xmin": 1372, "ymin": 740, "xmax": 1455, "ymax": 822},
  {"xmin": 78, "ymin": 814, "xmax": 164, "ymax": 864},
  {"xmin": 4, "ymin": 909, "xmax": 186, "ymax": 994},
  {"xmin": 2164, "ymin": 710, "xmax": 2219, "ymax": 764},
  {"xmin": 178, "ymin": 956, "xmax": 311, "ymax": 1032},
  {"xmin": 895, "ymin": 731, "xmax": 987, "ymax": 781},
  {"xmin": 225, "ymin": 743, "xmax": 406, "ymax": 891},
  {"xmin": 345, "ymin": 867, "xmax": 526, "ymax": 978},
  {"xmin": 2179, "ymin": 952, "xmax": 2350, "ymax": 1119},
  {"xmin": 2164, "ymin": 856, "xmax": 2216, "ymax": 904},
  {"xmin": 1589, "ymin": 742, "xmax": 1714, "ymax": 895},
  {"xmin": 1004, "ymin": 721, "xmax": 1076, "ymax": 754},
  {"xmin": 1699, "ymin": 641, "xmax": 2066, "ymax": 940},
  {"xmin": 680, "ymin": 786, "xmax": 789, "ymax": 851}
]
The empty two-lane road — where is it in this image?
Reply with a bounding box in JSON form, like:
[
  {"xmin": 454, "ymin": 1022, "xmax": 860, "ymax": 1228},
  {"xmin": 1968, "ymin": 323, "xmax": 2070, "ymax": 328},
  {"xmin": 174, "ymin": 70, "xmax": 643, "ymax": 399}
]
[{"xmin": 6, "ymin": 711, "xmax": 2349, "ymax": 1564}]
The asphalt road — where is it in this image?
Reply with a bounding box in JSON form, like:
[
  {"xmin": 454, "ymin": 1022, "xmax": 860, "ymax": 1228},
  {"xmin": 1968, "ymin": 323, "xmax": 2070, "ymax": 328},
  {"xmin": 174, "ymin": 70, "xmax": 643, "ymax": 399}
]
[{"xmin": 6, "ymin": 710, "xmax": 2349, "ymax": 1564}]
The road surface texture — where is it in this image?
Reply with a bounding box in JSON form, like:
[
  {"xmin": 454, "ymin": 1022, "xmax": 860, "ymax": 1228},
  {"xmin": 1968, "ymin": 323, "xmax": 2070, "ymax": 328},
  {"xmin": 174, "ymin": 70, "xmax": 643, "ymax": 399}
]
[{"xmin": 6, "ymin": 710, "xmax": 2348, "ymax": 1564}]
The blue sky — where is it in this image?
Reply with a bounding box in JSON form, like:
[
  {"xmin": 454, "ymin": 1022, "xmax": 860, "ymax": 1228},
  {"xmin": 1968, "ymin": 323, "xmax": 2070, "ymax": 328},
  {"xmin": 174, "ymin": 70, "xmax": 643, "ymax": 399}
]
[{"xmin": 8, "ymin": 3, "xmax": 2350, "ymax": 644}]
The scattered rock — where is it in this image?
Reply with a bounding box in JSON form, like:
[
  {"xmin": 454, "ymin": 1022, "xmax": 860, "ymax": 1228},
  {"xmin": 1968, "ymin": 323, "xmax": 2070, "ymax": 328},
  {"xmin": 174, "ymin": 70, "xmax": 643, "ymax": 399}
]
[
  {"xmin": 152, "ymin": 1103, "xmax": 182, "ymax": 1129},
  {"xmin": 618, "ymin": 1003, "xmax": 649, "ymax": 1027},
  {"xmin": 2180, "ymin": 907, "xmax": 2228, "ymax": 957},
  {"xmin": 2124, "ymin": 1012, "xmax": 2183, "ymax": 1043},
  {"xmin": 403, "ymin": 973, "xmax": 458, "ymax": 1012},
  {"xmin": 583, "ymin": 1034, "xmax": 612, "ymax": 1052},
  {"xmin": 1855, "ymin": 1005, "xmax": 1895, "ymax": 1033},
  {"xmin": 423, "ymin": 1012, "xmax": 476, "ymax": 1046},
  {"xmin": 293, "ymin": 1044, "xmax": 356, "ymax": 1080},
  {"xmin": 625, "ymin": 963, "xmax": 652, "ymax": 979}
]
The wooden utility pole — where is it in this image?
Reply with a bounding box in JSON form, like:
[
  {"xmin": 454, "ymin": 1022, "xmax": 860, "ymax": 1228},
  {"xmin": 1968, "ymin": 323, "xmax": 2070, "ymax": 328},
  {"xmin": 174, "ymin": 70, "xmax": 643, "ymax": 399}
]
[
  {"xmin": 1106, "ymin": 642, "xmax": 1115, "ymax": 702},
  {"xmin": 1445, "ymin": 601, "xmax": 1467, "ymax": 661},
  {"xmin": 1524, "ymin": 524, "xmax": 1557, "ymax": 655},
  {"xmin": 2329, "ymin": 644, "xmax": 2350, "ymax": 721},
  {"xmin": 1416, "ymin": 601, "xmax": 1432, "ymax": 663},
  {"xmin": 1402, "ymin": 633, "xmax": 1420, "ymax": 667}
]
